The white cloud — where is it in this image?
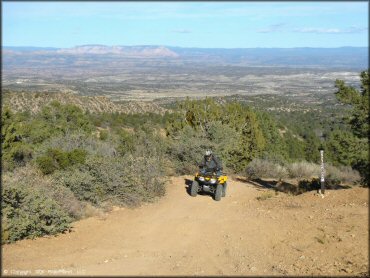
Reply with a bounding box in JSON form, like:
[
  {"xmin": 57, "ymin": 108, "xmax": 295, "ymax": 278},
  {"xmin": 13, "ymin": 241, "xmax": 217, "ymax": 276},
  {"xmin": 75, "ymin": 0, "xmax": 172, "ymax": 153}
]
[
  {"xmin": 257, "ymin": 23, "xmax": 368, "ymax": 34},
  {"xmin": 257, "ymin": 23, "xmax": 287, "ymax": 33},
  {"xmin": 171, "ymin": 29, "xmax": 191, "ymax": 34},
  {"xmin": 293, "ymin": 26, "xmax": 368, "ymax": 34},
  {"xmin": 294, "ymin": 28, "xmax": 341, "ymax": 34}
]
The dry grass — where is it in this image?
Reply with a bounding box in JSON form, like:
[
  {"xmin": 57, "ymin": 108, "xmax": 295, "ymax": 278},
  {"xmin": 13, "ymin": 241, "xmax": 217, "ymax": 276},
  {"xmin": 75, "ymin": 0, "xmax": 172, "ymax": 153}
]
[{"xmin": 256, "ymin": 191, "xmax": 276, "ymax": 201}]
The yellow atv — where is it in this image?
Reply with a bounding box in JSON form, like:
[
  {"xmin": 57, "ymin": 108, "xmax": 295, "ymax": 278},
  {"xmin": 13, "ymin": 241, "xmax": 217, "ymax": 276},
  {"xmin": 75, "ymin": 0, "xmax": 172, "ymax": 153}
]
[{"xmin": 191, "ymin": 171, "xmax": 228, "ymax": 201}]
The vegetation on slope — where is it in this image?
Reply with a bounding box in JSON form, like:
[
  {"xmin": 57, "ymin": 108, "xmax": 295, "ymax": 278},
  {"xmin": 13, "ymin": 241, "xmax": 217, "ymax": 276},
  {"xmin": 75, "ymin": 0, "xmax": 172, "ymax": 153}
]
[{"xmin": 1, "ymin": 71, "xmax": 368, "ymax": 243}]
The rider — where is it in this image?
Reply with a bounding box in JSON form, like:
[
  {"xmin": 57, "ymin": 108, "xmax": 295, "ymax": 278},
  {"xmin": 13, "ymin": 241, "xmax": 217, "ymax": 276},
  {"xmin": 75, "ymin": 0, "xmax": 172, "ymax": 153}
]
[
  {"xmin": 199, "ymin": 150, "xmax": 227, "ymax": 196},
  {"xmin": 199, "ymin": 150, "xmax": 223, "ymax": 175}
]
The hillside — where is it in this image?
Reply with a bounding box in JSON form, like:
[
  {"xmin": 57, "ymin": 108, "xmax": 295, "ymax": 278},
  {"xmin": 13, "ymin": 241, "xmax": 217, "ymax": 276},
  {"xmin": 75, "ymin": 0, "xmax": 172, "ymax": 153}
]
[
  {"xmin": 2, "ymin": 91, "xmax": 168, "ymax": 115},
  {"xmin": 3, "ymin": 176, "xmax": 368, "ymax": 276},
  {"xmin": 2, "ymin": 73, "xmax": 368, "ymax": 276}
]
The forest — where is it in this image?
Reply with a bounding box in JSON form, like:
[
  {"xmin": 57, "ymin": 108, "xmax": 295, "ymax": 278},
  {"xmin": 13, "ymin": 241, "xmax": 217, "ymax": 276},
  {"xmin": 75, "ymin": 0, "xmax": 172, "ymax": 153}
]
[{"xmin": 1, "ymin": 71, "xmax": 368, "ymax": 243}]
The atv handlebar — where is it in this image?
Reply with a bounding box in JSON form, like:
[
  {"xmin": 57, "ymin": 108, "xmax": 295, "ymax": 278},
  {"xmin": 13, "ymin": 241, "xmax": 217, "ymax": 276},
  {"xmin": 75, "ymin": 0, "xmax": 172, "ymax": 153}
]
[{"xmin": 199, "ymin": 169, "xmax": 223, "ymax": 177}]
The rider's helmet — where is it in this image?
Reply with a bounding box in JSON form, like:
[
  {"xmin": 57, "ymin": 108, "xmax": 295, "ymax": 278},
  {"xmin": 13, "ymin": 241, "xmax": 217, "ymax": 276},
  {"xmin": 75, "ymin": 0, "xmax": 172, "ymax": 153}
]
[{"xmin": 205, "ymin": 150, "xmax": 213, "ymax": 161}]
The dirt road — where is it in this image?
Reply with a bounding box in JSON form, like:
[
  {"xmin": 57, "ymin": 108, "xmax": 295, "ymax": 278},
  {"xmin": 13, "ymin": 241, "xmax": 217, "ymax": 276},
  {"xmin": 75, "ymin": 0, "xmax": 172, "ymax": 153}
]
[{"xmin": 2, "ymin": 176, "xmax": 369, "ymax": 276}]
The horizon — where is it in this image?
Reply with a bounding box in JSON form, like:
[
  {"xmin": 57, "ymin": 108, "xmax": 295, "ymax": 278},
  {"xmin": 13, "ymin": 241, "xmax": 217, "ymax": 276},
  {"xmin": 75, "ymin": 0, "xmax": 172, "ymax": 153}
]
[
  {"xmin": 4, "ymin": 45, "xmax": 368, "ymax": 50},
  {"xmin": 3, "ymin": 2, "xmax": 369, "ymax": 48}
]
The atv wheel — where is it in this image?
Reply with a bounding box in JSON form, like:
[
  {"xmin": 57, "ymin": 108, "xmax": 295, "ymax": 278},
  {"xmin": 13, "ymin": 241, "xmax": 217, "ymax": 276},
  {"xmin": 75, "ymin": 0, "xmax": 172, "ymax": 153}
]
[
  {"xmin": 222, "ymin": 182, "xmax": 228, "ymax": 197},
  {"xmin": 190, "ymin": 180, "xmax": 199, "ymax": 197},
  {"xmin": 214, "ymin": 184, "xmax": 222, "ymax": 201}
]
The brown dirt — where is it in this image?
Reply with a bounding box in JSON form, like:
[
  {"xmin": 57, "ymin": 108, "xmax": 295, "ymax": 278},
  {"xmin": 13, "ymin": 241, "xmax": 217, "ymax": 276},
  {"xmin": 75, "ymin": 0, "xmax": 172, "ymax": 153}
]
[{"xmin": 2, "ymin": 176, "xmax": 369, "ymax": 276}]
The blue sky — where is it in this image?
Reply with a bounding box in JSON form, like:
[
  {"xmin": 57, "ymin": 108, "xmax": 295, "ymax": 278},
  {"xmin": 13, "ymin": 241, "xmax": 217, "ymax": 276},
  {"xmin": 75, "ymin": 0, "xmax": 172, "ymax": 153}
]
[{"xmin": 3, "ymin": 1, "xmax": 369, "ymax": 48}]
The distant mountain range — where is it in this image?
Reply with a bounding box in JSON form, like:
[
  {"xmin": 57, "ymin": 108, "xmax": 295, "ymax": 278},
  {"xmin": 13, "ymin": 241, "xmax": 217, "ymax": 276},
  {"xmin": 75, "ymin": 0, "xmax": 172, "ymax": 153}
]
[
  {"xmin": 3, "ymin": 45, "xmax": 368, "ymax": 69},
  {"xmin": 3, "ymin": 45, "xmax": 179, "ymax": 57}
]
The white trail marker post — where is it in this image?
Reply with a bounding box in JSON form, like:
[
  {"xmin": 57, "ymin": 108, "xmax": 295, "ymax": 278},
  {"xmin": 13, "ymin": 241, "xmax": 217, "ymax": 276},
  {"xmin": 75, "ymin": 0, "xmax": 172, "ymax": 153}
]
[{"xmin": 319, "ymin": 148, "xmax": 325, "ymax": 196}]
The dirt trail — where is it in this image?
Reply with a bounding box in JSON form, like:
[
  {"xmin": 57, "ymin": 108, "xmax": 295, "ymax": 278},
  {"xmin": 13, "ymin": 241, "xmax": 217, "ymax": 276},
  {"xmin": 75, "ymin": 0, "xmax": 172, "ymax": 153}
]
[{"xmin": 2, "ymin": 176, "xmax": 369, "ymax": 276}]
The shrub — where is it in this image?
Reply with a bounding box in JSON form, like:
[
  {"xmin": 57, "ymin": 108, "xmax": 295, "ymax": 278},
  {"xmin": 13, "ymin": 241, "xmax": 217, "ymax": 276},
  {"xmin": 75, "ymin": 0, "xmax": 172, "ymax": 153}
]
[
  {"xmin": 326, "ymin": 164, "xmax": 361, "ymax": 185},
  {"xmin": 36, "ymin": 148, "xmax": 87, "ymax": 175},
  {"xmin": 54, "ymin": 154, "xmax": 165, "ymax": 208},
  {"xmin": 39, "ymin": 101, "xmax": 93, "ymax": 134},
  {"xmin": 246, "ymin": 158, "xmax": 288, "ymax": 180},
  {"xmin": 2, "ymin": 143, "xmax": 33, "ymax": 171},
  {"xmin": 246, "ymin": 158, "xmax": 361, "ymax": 188},
  {"xmin": 116, "ymin": 129, "xmax": 136, "ymax": 156},
  {"xmin": 36, "ymin": 155, "xmax": 57, "ymax": 175},
  {"xmin": 68, "ymin": 148, "xmax": 88, "ymax": 165},
  {"xmin": 42, "ymin": 132, "xmax": 117, "ymax": 157},
  {"xmin": 1, "ymin": 166, "xmax": 82, "ymax": 243},
  {"xmin": 287, "ymin": 161, "xmax": 320, "ymax": 179},
  {"xmin": 256, "ymin": 191, "xmax": 276, "ymax": 201},
  {"xmin": 167, "ymin": 126, "xmax": 214, "ymax": 175},
  {"xmin": 8, "ymin": 143, "xmax": 33, "ymax": 165},
  {"xmin": 99, "ymin": 129, "xmax": 109, "ymax": 141},
  {"xmin": 287, "ymin": 162, "xmax": 360, "ymax": 186},
  {"xmin": 52, "ymin": 167, "xmax": 98, "ymax": 204},
  {"xmin": 2, "ymin": 186, "xmax": 71, "ymax": 243},
  {"xmin": 298, "ymin": 178, "xmax": 321, "ymax": 193},
  {"xmin": 4, "ymin": 166, "xmax": 84, "ymax": 218}
]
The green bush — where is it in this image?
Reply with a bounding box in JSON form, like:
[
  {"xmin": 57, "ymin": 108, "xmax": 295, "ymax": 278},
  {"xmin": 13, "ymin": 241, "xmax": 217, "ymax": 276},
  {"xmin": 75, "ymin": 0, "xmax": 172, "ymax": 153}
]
[
  {"xmin": 167, "ymin": 126, "xmax": 214, "ymax": 174},
  {"xmin": 165, "ymin": 98, "xmax": 293, "ymax": 174},
  {"xmin": 9, "ymin": 143, "xmax": 33, "ymax": 164},
  {"xmin": 54, "ymin": 153, "xmax": 165, "ymax": 207},
  {"xmin": 2, "ymin": 167, "xmax": 77, "ymax": 243},
  {"xmin": 36, "ymin": 148, "xmax": 87, "ymax": 175},
  {"xmin": 39, "ymin": 101, "xmax": 93, "ymax": 135},
  {"xmin": 99, "ymin": 129, "xmax": 109, "ymax": 141},
  {"xmin": 36, "ymin": 155, "xmax": 57, "ymax": 175},
  {"xmin": 68, "ymin": 148, "xmax": 88, "ymax": 165},
  {"xmin": 116, "ymin": 129, "xmax": 135, "ymax": 156},
  {"xmin": 53, "ymin": 167, "xmax": 98, "ymax": 204}
]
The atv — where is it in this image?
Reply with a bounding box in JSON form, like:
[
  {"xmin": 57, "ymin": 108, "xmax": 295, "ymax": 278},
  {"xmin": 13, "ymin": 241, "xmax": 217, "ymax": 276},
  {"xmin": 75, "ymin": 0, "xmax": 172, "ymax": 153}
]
[{"xmin": 190, "ymin": 170, "xmax": 228, "ymax": 201}]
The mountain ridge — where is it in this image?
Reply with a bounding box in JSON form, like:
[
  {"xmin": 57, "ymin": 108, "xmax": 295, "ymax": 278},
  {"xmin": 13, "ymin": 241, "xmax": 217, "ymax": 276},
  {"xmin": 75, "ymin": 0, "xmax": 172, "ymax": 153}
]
[
  {"xmin": 3, "ymin": 45, "xmax": 367, "ymax": 68},
  {"xmin": 3, "ymin": 45, "xmax": 368, "ymax": 50}
]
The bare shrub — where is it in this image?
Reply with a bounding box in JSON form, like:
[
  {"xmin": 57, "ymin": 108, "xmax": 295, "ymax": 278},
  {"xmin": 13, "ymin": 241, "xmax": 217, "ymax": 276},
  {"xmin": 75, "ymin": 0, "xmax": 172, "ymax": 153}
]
[
  {"xmin": 40, "ymin": 132, "xmax": 117, "ymax": 157},
  {"xmin": 326, "ymin": 164, "xmax": 361, "ymax": 185},
  {"xmin": 82, "ymin": 202, "xmax": 103, "ymax": 218},
  {"xmin": 246, "ymin": 158, "xmax": 288, "ymax": 180},
  {"xmin": 287, "ymin": 161, "xmax": 320, "ymax": 179}
]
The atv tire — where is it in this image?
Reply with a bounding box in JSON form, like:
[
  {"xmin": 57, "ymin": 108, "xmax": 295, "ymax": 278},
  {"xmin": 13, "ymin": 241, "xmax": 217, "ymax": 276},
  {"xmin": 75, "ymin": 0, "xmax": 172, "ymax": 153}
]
[
  {"xmin": 214, "ymin": 184, "xmax": 222, "ymax": 201},
  {"xmin": 222, "ymin": 182, "xmax": 228, "ymax": 197},
  {"xmin": 190, "ymin": 180, "xmax": 199, "ymax": 197}
]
